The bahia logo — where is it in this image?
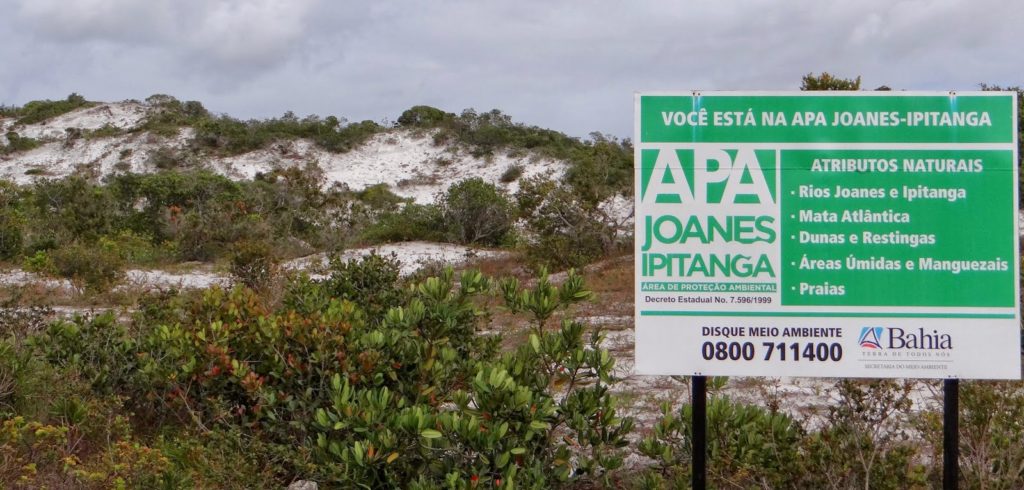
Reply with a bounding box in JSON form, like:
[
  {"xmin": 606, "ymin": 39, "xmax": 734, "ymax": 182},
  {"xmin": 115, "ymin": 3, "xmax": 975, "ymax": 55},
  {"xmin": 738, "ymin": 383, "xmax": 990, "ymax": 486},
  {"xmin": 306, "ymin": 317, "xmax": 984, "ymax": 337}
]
[
  {"xmin": 859, "ymin": 326, "xmax": 953, "ymax": 350},
  {"xmin": 858, "ymin": 327, "xmax": 883, "ymax": 349}
]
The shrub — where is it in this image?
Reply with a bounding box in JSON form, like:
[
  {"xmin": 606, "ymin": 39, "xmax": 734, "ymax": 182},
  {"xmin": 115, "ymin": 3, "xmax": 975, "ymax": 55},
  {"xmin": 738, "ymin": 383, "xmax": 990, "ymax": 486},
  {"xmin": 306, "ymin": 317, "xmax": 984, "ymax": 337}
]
[
  {"xmin": 14, "ymin": 93, "xmax": 92, "ymax": 125},
  {"xmin": 84, "ymin": 123, "xmax": 123, "ymax": 139},
  {"xmin": 801, "ymin": 379, "xmax": 922, "ymax": 490},
  {"xmin": 25, "ymin": 255, "xmax": 630, "ymax": 487},
  {"xmin": 0, "ymin": 416, "xmax": 74, "ymax": 487},
  {"xmin": 438, "ymin": 178, "xmax": 513, "ymax": 246},
  {"xmin": 516, "ymin": 177, "xmax": 615, "ymax": 269},
  {"xmin": 97, "ymin": 231, "xmax": 166, "ymax": 266},
  {"xmin": 0, "ymin": 210, "xmax": 23, "ymax": 260},
  {"xmin": 49, "ymin": 243, "xmax": 126, "ymax": 293},
  {"xmin": 229, "ymin": 239, "xmax": 280, "ymax": 292},
  {"xmin": 139, "ymin": 94, "xmax": 210, "ymax": 137},
  {"xmin": 285, "ymin": 252, "xmax": 407, "ymax": 317},
  {"xmin": 801, "ymin": 72, "xmax": 862, "ymax": 91},
  {"xmin": 308, "ymin": 268, "xmax": 630, "ymax": 488},
  {"xmin": 397, "ymin": 105, "xmax": 453, "ymax": 128},
  {"xmin": 191, "ymin": 112, "xmax": 381, "ymax": 155},
  {"xmin": 499, "ymin": 164, "xmax": 524, "ymax": 183},
  {"xmin": 356, "ymin": 183, "xmax": 406, "ymax": 211},
  {"xmin": 28, "ymin": 176, "xmax": 116, "ymax": 244},
  {"xmin": 21, "ymin": 251, "xmax": 53, "ymax": 274},
  {"xmin": 563, "ymin": 137, "xmax": 633, "ymax": 206},
  {"xmin": 361, "ymin": 203, "xmax": 444, "ymax": 244},
  {"xmin": 917, "ymin": 381, "xmax": 1024, "ymax": 488},
  {"xmin": 146, "ymin": 147, "xmax": 187, "ymax": 169},
  {"xmin": 638, "ymin": 395, "xmax": 806, "ymax": 488},
  {"xmin": 3, "ymin": 132, "xmax": 41, "ymax": 154}
]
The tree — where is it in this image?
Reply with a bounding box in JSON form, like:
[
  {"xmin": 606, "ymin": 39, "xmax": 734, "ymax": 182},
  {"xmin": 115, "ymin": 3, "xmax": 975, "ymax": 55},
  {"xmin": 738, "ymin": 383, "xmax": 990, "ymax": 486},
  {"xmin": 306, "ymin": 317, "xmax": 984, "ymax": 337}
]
[
  {"xmin": 397, "ymin": 105, "xmax": 452, "ymax": 127},
  {"xmin": 801, "ymin": 72, "xmax": 861, "ymax": 91},
  {"xmin": 438, "ymin": 178, "xmax": 513, "ymax": 246}
]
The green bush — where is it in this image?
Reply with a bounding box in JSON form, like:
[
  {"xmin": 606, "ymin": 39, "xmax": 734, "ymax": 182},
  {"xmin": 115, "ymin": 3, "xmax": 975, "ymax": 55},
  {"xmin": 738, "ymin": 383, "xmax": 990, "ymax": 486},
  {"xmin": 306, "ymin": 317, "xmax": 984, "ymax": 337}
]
[
  {"xmin": 916, "ymin": 381, "xmax": 1024, "ymax": 488},
  {"xmin": 398, "ymin": 105, "xmax": 454, "ymax": 128},
  {"xmin": 28, "ymin": 176, "xmax": 116, "ymax": 244},
  {"xmin": 84, "ymin": 123, "xmax": 123, "ymax": 139},
  {"xmin": 49, "ymin": 243, "xmax": 126, "ymax": 293},
  {"xmin": 799, "ymin": 379, "xmax": 923, "ymax": 490},
  {"xmin": 229, "ymin": 239, "xmax": 280, "ymax": 292},
  {"xmin": 356, "ymin": 183, "xmax": 406, "ymax": 211},
  {"xmin": 801, "ymin": 72, "xmax": 862, "ymax": 91},
  {"xmin": 563, "ymin": 136, "xmax": 633, "ymax": 206},
  {"xmin": 32, "ymin": 313, "xmax": 139, "ymax": 396},
  {"xmin": 97, "ymin": 231, "xmax": 167, "ymax": 265},
  {"xmin": 3, "ymin": 132, "xmax": 41, "ymax": 154},
  {"xmin": 638, "ymin": 395, "xmax": 806, "ymax": 488},
  {"xmin": 438, "ymin": 178, "xmax": 513, "ymax": 246},
  {"xmin": 516, "ymin": 177, "xmax": 615, "ymax": 269},
  {"xmin": 21, "ymin": 250, "xmax": 53, "ymax": 274},
  {"xmin": 285, "ymin": 252, "xmax": 407, "ymax": 317},
  {"xmin": 499, "ymin": 164, "xmax": 524, "ymax": 183},
  {"xmin": 391, "ymin": 105, "xmax": 633, "ymax": 202},
  {"xmin": 23, "ymin": 257, "xmax": 630, "ymax": 487},
  {"xmin": 7, "ymin": 170, "xmax": 350, "ymax": 266},
  {"xmin": 138, "ymin": 94, "xmax": 210, "ymax": 137},
  {"xmin": 13, "ymin": 93, "xmax": 92, "ymax": 125},
  {"xmin": 0, "ymin": 210, "xmax": 23, "ymax": 260},
  {"xmin": 192, "ymin": 112, "xmax": 382, "ymax": 155},
  {"xmin": 362, "ymin": 203, "xmax": 444, "ymax": 244}
]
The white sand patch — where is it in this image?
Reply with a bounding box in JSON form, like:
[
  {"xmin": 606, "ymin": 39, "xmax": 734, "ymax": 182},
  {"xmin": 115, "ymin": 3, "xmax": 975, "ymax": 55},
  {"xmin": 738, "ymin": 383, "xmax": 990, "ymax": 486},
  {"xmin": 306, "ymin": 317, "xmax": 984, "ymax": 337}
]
[
  {"xmin": 0, "ymin": 128, "xmax": 193, "ymax": 184},
  {"xmin": 212, "ymin": 130, "xmax": 565, "ymax": 204},
  {"xmin": 0, "ymin": 269, "xmax": 74, "ymax": 291},
  {"xmin": 5, "ymin": 102, "xmax": 149, "ymax": 141},
  {"xmin": 286, "ymin": 241, "xmax": 512, "ymax": 277},
  {"xmin": 598, "ymin": 193, "xmax": 634, "ymax": 228},
  {"xmin": 119, "ymin": 268, "xmax": 230, "ymax": 291}
]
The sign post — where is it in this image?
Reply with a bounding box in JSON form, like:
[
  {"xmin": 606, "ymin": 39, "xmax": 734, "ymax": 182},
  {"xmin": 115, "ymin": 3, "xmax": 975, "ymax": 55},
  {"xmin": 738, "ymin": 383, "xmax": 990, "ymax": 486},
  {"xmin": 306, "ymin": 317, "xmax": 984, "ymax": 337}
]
[
  {"xmin": 691, "ymin": 375, "xmax": 707, "ymax": 490},
  {"xmin": 634, "ymin": 92, "xmax": 1020, "ymax": 485},
  {"xmin": 943, "ymin": 378, "xmax": 959, "ymax": 489}
]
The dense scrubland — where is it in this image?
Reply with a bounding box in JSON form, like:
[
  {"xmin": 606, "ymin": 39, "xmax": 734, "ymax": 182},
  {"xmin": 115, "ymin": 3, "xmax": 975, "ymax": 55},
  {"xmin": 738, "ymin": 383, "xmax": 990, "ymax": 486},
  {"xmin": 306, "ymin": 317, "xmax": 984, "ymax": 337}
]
[{"xmin": 0, "ymin": 74, "xmax": 1022, "ymax": 488}]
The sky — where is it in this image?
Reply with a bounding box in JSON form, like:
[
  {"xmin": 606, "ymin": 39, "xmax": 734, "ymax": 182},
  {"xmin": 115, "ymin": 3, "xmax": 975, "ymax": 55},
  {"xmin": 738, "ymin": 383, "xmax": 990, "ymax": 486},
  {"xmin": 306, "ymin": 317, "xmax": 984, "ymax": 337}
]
[{"xmin": 1, "ymin": 0, "xmax": 1022, "ymax": 139}]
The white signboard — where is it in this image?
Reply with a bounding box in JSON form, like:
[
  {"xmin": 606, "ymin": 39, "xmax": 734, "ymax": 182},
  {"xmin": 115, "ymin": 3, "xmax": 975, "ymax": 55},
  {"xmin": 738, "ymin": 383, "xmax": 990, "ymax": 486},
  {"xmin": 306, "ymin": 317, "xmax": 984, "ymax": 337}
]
[{"xmin": 634, "ymin": 91, "xmax": 1020, "ymax": 379}]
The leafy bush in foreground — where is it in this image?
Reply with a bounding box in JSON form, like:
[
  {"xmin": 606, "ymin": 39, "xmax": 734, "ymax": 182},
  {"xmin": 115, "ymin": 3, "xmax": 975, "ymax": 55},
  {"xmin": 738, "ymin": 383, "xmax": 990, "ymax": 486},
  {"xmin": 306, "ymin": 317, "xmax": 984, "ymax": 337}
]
[{"xmin": 14, "ymin": 256, "xmax": 630, "ymax": 488}]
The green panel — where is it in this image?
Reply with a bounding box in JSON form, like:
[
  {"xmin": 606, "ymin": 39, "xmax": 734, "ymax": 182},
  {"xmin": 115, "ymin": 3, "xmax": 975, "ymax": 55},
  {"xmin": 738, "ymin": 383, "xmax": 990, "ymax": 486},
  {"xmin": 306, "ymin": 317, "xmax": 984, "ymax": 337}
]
[
  {"xmin": 639, "ymin": 94, "xmax": 1015, "ymax": 144},
  {"xmin": 778, "ymin": 149, "xmax": 1015, "ymax": 307}
]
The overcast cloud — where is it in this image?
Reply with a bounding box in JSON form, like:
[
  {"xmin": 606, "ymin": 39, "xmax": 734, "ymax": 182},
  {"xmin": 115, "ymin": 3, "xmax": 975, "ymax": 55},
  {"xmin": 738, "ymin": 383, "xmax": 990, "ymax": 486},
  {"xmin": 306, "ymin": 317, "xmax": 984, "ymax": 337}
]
[{"xmin": 1, "ymin": 0, "xmax": 1021, "ymax": 138}]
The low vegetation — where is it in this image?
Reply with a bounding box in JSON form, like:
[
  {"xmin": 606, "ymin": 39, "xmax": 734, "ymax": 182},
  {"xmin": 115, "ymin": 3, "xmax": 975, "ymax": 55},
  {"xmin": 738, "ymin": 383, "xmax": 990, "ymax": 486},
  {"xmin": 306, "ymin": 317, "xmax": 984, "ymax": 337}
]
[
  {"xmin": 2, "ymin": 259, "xmax": 1023, "ymax": 488},
  {"xmin": 1, "ymin": 93, "xmax": 94, "ymax": 126}
]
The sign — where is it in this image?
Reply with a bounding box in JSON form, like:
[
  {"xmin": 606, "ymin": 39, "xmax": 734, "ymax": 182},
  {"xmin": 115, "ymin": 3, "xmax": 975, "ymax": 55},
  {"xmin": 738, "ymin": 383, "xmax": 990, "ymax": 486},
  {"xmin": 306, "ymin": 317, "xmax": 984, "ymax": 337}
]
[{"xmin": 634, "ymin": 91, "xmax": 1020, "ymax": 379}]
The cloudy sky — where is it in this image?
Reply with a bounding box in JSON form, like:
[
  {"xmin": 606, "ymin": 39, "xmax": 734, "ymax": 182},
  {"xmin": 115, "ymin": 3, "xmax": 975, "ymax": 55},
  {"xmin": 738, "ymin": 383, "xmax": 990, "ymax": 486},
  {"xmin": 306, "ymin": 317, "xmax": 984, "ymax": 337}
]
[{"xmin": 1, "ymin": 0, "xmax": 1021, "ymax": 138}]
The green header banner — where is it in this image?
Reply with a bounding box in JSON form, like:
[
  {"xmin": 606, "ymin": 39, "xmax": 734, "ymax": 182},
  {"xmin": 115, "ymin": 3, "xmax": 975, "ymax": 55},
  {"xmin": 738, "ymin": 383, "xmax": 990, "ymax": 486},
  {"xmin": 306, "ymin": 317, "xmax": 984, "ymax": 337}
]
[{"xmin": 639, "ymin": 93, "xmax": 1015, "ymax": 143}]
